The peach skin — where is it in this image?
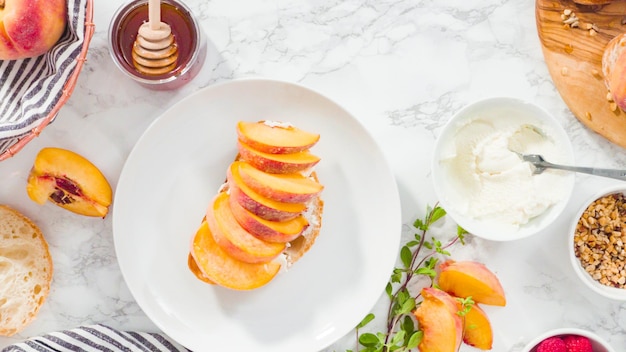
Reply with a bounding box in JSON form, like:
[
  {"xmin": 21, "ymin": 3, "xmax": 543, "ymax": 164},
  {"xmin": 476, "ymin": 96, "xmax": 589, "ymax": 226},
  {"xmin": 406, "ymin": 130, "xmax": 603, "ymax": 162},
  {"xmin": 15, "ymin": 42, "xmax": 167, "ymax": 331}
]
[
  {"xmin": 603, "ymin": 33, "xmax": 626, "ymax": 111},
  {"xmin": 236, "ymin": 120, "xmax": 320, "ymax": 154},
  {"xmin": 237, "ymin": 140, "xmax": 320, "ymax": 174},
  {"xmin": 26, "ymin": 147, "xmax": 112, "ymax": 217},
  {"xmin": 235, "ymin": 161, "xmax": 323, "ymax": 203},
  {"xmin": 438, "ymin": 260, "xmax": 506, "ymax": 306},
  {"xmin": 0, "ymin": 0, "xmax": 67, "ymax": 60},
  {"xmin": 227, "ymin": 162, "xmax": 305, "ymax": 221},
  {"xmin": 206, "ymin": 192, "xmax": 285, "ymax": 264},
  {"xmin": 414, "ymin": 287, "xmax": 463, "ymax": 352},
  {"xmin": 190, "ymin": 221, "xmax": 281, "ymax": 290},
  {"xmin": 228, "ymin": 192, "xmax": 308, "ymax": 243}
]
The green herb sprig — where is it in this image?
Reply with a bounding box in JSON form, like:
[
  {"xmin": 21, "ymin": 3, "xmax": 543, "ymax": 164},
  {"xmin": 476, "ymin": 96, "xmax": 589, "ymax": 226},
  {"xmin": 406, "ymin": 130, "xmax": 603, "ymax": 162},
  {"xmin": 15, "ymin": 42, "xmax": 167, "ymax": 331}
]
[{"xmin": 351, "ymin": 205, "xmax": 467, "ymax": 352}]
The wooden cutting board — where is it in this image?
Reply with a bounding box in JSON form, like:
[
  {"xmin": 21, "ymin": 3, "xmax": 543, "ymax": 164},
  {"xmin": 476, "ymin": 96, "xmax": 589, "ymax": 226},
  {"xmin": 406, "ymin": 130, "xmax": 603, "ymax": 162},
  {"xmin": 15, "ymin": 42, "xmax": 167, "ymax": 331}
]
[{"xmin": 536, "ymin": 0, "xmax": 626, "ymax": 148}]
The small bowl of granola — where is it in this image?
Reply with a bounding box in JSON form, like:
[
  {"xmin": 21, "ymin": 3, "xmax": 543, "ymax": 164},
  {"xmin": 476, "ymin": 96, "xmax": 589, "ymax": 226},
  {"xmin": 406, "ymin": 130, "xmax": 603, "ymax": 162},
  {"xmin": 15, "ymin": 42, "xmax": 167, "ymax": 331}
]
[
  {"xmin": 569, "ymin": 185, "xmax": 626, "ymax": 301},
  {"xmin": 522, "ymin": 328, "xmax": 615, "ymax": 352}
]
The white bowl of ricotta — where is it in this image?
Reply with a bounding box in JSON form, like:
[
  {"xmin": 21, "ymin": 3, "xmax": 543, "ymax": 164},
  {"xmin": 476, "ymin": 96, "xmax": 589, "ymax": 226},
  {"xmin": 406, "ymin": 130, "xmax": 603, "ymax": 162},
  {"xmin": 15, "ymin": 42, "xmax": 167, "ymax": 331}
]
[{"xmin": 432, "ymin": 97, "xmax": 575, "ymax": 241}]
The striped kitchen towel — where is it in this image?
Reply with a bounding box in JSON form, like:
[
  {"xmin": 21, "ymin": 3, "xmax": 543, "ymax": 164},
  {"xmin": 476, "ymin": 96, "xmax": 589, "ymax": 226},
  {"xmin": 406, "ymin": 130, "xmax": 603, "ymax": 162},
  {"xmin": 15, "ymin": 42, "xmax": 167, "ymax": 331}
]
[
  {"xmin": 1, "ymin": 324, "xmax": 191, "ymax": 352},
  {"xmin": 0, "ymin": 0, "xmax": 90, "ymax": 155}
]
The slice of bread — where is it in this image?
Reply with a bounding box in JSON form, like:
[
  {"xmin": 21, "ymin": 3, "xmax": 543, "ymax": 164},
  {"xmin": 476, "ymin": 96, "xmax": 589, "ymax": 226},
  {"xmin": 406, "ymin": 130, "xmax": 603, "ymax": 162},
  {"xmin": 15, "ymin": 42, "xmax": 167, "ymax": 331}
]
[
  {"xmin": 210, "ymin": 171, "xmax": 323, "ymax": 268},
  {"xmin": 188, "ymin": 169, "xmax": 323, "ymax": 288},
  {"xmin": 0, "ymin": 205, "xmax": 53, "ymax": 336},
  {"xmin": 280, "ymin": 172, "xmax": 323, "ymax": 267}
]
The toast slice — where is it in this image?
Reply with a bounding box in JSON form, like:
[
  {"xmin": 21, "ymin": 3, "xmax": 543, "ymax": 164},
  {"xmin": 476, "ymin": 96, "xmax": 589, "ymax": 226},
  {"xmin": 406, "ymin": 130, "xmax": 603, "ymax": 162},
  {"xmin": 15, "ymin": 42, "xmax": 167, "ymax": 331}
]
[
  {"xmin": 0, "ymin": 205, "xmax": 53, "ymax": 336},
  {"xmin": 220, "ymin": 169, "xmax": 323, "ymax": 267},
  {"xmin": 188, "ymin": 121, "xmax": 323, "ymax": 290},
  {"xmin": 187, "ymin": 172, "xmax": 323, "ymax": 287}
]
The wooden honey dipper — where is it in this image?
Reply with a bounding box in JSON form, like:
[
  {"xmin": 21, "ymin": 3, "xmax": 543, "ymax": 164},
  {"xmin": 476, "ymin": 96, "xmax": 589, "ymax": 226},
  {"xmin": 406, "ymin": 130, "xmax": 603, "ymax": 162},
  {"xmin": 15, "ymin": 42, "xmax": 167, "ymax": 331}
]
[{"xmin": 132, "ymin": 0, "xmax": 178, "ymax": 75}]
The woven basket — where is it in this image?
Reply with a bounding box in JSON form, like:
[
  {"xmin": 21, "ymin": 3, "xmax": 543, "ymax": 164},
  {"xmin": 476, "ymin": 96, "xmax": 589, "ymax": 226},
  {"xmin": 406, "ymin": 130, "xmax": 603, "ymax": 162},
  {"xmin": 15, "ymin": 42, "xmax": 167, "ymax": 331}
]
[{"xmin": 0, "ymin": 0, "xmax": 94, "ymax": 161}]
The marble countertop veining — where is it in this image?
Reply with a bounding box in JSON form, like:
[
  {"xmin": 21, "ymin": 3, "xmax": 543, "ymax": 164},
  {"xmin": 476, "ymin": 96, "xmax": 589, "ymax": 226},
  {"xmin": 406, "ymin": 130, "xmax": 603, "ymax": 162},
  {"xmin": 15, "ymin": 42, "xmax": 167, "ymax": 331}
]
[{"xmin": 1, "ymin": 0, "xmax": 626, "ymax": 351}]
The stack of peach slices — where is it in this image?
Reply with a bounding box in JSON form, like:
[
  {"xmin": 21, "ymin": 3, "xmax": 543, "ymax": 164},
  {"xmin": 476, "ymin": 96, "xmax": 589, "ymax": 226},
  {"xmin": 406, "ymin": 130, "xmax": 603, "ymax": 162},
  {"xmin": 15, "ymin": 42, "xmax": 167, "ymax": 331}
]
[{"xmin": 188, "ymin": 120, "xmax": 324, "ymax": 290}]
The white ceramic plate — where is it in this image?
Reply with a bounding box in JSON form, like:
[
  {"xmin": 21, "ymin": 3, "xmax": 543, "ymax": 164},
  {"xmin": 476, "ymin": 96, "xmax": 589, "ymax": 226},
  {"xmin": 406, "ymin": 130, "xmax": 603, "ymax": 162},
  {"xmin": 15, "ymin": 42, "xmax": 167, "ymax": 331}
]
[{"xmin": 112, "ymin": 78, "xmax": 401, "ymax": 351}]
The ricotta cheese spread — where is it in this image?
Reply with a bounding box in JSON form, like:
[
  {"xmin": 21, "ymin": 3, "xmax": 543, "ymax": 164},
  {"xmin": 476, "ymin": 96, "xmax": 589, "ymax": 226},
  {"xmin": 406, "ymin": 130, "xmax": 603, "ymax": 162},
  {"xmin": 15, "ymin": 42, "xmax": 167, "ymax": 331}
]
[
  {"xmin": 263, "ymin": 120, "xmax": 294, "ymax": 129},
  {"xmin": 439, "ymin": 114, "xmax": 571, "ymax": 232}
]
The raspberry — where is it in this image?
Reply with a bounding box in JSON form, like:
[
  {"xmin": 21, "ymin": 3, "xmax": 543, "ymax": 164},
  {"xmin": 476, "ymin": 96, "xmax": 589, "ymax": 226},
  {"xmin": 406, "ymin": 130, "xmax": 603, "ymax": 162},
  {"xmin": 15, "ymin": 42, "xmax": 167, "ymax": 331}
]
[
  {"xmin": 537, "ymin": 337, "xmax": 567, "ymax": 352},
  {"xmin": 563, "ymin": 335, "xmax": 593, "ymax": 352}
]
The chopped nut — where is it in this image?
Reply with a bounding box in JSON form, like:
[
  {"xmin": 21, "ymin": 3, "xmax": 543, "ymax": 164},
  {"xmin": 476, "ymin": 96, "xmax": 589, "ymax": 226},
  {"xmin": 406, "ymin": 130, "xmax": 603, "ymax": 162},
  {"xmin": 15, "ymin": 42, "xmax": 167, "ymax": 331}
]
[
  {"xmin": 574, "ymin": 193, "xmax": 626, "ymax": 289},
  {"xmin": 590, "ymin": 29, "xmax": 598, "ymax": 36},
  {"xmin": 564, "ymin": 17, "xmax": 579, "ymax": 25},
  {"xmin": 562, "ymin": 11, "xmax": 580, "ymax": 29},
  {"xmin": 611, "ymin": 102, "xmax": 618, "ymax": 112},
  {"xmin": 561, "ymin": 67, "xmax": 569, "ymax": 76},
  {"xmin": 586, "ymin": 111, "xmax": 592, "ymax": 121}
]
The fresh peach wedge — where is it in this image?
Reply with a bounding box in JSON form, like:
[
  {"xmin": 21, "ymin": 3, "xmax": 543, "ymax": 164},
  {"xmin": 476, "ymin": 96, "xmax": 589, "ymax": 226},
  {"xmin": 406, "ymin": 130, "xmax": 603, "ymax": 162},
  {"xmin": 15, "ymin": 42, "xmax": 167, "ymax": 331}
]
[
  {"xmin": 413, "ymin": 287, "xmax": 463, "ymax": 352},
  {"xmin": 237, "ymin": 141, "xmax": 320, "ymax": 174},
  {"xmin": 235, "ymin": 161, "xmax": 323, "ymax": 203},
  {"xmin": 237, "ymin": 120, "xmax": 320, "ymax": 154},
  {"xmin": 229, "ymin": 193, "xmax": 308, "ymax": 243},
  {"xmin": 206, "ymin": 192, "xmax": 286, "ymax": 264},
  {"xmin": 26, "ymin": 147, "xmax": 113, "ymax": 217},
  {"xmin": 190, "ymin": 221, "xmax": 281, "ymax": 290},
  {"xmin": 438, "ymin": 260, "xmax": 506, "ymax": 306},
  {"xmin": 461, "ymin": 303, "xmax": 493, "ymax": 350},
  {"xmin": 227, "ymin": 162, "xmax": 305, "ymax": 221}
]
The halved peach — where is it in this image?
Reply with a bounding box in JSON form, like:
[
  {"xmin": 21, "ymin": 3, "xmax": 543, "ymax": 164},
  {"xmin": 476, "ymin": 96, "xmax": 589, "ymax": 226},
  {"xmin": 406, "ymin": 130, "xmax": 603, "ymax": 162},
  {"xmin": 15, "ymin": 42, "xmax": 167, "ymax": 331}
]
[
  {"xmin": 413, "ymin": 287, "xmax": 463, "ymax": 352},
  {"xmin": 237, "ymin": 120, "xmax": 320, "ymax": 154},
  {"xmin": 229, "ymin": 193, "xmax": 308, "ymax": 243},
  {"xmin": 26, "ymin": 147, "xmax": 112, "ymax": 217},
  {"xmin": 438, "ymin": 260, "xmax": 506, "ymax": 306},
  {"xmin": 227, "ymin": 162, "xmax": 305, "ymax": 221},
  {"xmin": 206, "ymin": 192, "xmax": 286, "ymax": 264},
  {"xmin": 190, "ymin": 221, "xmax": 281, "ymax": 290},
  {"xmin": 235, "ymin": 161, "xmax": 323, "ymax": 203},
  {"xmin": 237, "ymin": 141, "xmax": 320, "ymax": 174},
  {"xmin": 461, "ymin": 303, "xmax": 493, "ymax": 350}
]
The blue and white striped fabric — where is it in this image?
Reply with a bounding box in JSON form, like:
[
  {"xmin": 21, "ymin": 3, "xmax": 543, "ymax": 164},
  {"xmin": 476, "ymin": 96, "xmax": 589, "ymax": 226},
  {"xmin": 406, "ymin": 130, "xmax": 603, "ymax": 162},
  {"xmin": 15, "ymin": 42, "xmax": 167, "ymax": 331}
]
[
  {"xmin": 1, "ymin": 324, "xmax": 191, "ymax": 352},
  {"xmin": 0, "ymin": 0, "xmax": 89, "ymax": 154}
]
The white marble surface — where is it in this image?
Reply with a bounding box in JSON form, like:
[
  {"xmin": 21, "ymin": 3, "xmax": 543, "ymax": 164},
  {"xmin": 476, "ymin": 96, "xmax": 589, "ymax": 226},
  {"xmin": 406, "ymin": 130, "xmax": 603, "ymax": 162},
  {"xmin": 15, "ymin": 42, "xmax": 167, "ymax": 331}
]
[{"xmin": 1, "ymin": 0, "xmax": 626, "ymax": 351}]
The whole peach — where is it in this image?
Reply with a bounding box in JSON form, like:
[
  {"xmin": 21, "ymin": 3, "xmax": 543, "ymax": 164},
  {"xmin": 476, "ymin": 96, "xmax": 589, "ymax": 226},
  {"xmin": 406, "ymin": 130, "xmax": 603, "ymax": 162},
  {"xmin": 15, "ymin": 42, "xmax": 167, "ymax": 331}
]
[{"xmin": 0, "ymin": 0, "xmax": 67, "ymax": 60}]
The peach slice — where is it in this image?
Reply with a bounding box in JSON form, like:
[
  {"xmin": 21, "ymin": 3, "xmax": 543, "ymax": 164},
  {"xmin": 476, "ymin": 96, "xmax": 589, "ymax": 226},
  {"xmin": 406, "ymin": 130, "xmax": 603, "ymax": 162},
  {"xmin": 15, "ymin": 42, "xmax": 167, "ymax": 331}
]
[
  {"xmin": 229, "ymin": 193, "xmax": 308, "ymax": 243},
  {"xmin": 227, "ymin": 162, "xmax": 305, "ymax": 221},
  {"xmin": 206, "ymin": 192, "xmax": 286, "ymax": 264},
  {"xmin": 187, "ymin": 253, "xmax": 215, "ymax": 285},
  {"xmin": 438, "ymin": 260, "xmax": 506, "ymax": 306},
  {"xmin": 237, "ymin": 120, "xmax": 320, "ymax": 154},
  {"xmin": 461, "ymin": 303, "xmax": 493, "ymax": 350},
  {"xmin": 26, "ymin": 147, "xmax": 113, "ymax": 217},
  {"xmin": 237, "ymin": 141, "xmax": 320, "ymax": 174},
  {"xmin": 236, "ymin": 161, "xmax": 323, "ymax": 203},
  {"xmin": 190, "ymin": 221, "xmax": 281, "ymax": 290},
  {"xmin": 413, "ymin": 287, "xmax": 463, "ymax": 352}
]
